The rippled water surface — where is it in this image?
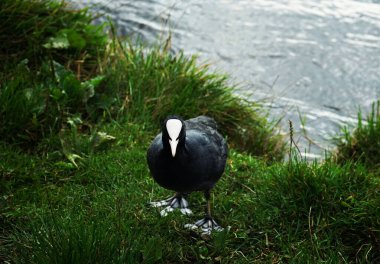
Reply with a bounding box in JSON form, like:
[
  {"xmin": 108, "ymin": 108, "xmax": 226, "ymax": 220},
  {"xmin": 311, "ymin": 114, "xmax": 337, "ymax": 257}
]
[{"xmin": 73, "ymin": 0, "xmax": 380, "ymax": 158}]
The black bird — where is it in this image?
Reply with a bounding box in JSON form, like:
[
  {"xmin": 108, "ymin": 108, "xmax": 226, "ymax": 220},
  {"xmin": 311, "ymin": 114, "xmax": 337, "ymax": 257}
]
[{"xmin": 147, "ymin": 115, "xmax": 228, "ymax": 234}]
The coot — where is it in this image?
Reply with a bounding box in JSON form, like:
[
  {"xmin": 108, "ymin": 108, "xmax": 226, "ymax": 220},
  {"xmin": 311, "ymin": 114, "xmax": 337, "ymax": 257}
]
[{"xmin": 147, "ymin": 115, "xmax": 228, "ymax": 234}]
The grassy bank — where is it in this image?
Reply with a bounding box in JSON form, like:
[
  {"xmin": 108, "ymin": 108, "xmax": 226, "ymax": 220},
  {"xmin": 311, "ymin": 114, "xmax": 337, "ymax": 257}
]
[
  {"xmin": 0, "ymin": 0, "xmax": 284, "ymax": 160},
  {"xmin": 1, "ymin": 122, "xmax": 379, "ymax": 263},
  {"xmin": 1, "ymin": 0, "xmax": 380, "ymax": 263}
]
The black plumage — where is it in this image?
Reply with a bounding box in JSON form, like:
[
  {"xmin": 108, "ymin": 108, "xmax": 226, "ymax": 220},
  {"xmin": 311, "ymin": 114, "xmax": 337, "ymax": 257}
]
[{"xmin": 147, "ymin": 115, "xmax": 228, "ymax": 234}]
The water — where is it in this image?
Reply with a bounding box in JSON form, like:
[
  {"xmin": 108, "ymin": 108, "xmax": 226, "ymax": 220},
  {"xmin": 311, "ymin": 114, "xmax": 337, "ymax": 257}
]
[{"xmin": 73, "ymin": 0, "xmax": 380, "ymax": 158}]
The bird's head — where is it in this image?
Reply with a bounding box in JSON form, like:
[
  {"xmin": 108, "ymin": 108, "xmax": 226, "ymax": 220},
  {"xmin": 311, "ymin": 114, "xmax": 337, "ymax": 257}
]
[{"xmin": 162, "ymin": 116, "xmax": 185, "ymax": 157}]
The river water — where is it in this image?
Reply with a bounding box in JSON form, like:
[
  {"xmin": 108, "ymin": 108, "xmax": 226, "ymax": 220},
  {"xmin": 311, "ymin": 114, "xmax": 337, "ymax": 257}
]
[{"xmin": 73, "ymin": 0, "xmax": 380, "ymax": 158}]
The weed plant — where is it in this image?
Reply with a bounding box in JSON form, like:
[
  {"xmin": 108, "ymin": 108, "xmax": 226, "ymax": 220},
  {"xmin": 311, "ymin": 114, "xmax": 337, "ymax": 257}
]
[
  {"xmin": 0, "ymin": 0, "xmax": 108, "ymax": 146},
  {"xmin": 0, "ymin": 0, "xmax": 107, "ymax": 73},
  {"xmin": 0, "ymin": 60, "xmax": 106, "ymax": 146}
]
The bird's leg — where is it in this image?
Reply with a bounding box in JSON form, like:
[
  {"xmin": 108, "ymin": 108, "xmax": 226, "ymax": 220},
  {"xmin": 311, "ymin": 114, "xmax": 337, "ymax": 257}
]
[
  {"xmin": 149, "ymin": 192, "xmax": 192, "ymax": 216},
  {"xmin": 206, "ymin": 191, "xmax": 212, "ymax": 217},
  {"xmin": 184, "ymin": 189, "xmax": 223, "ymax": 235}
]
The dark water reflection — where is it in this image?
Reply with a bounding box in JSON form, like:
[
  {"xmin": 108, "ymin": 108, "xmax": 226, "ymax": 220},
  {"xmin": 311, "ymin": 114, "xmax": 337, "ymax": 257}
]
[{"xmin": 73, "ymin": 0, "xmax": 380, "ymax": 158}]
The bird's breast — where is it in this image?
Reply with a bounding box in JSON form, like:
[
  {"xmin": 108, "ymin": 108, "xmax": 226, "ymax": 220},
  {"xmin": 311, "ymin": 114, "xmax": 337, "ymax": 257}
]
[{"xmin": 151, "ymin": 151, "xmax": 208, "ymax": 192}]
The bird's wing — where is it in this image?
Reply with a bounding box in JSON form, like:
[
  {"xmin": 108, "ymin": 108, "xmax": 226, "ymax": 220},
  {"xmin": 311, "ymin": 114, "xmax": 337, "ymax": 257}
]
[
  {"xmin": 185, "ymin": 116, "xmax": 227, "ymax": 158},
  {"xmin": 185, "ymin": 115, "xmax": 218, "ymax": 130}
]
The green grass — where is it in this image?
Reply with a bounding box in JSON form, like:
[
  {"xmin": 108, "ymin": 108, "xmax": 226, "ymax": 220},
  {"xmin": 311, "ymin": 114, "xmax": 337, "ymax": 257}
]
[
  {"xmin": 0, "ymin": 0, "xmax": 108, "ymax": 146},
  {"xmin": 0, "ymin": 0, "xmax": 107, "ymax": 73},
  {"xmin": 334, "ymin": 101, "xmax": 380, "ymax": 173},
  {"xmin": 1, "ymin": 123, "xmax": 379, "ymax": 263},
  {"xmin": 0, "ymin": 0, "xmax": 285, "ymax": 160},
  {"xmin": 100, "ymin": 43, "xmax": 285, "ymax": 160}
]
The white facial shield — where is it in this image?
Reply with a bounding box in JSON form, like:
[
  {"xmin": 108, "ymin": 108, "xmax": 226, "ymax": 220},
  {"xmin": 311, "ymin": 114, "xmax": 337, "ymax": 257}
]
[{"xmin": 166, "ymin": 119, "xmax": 182, "ymax": 157}]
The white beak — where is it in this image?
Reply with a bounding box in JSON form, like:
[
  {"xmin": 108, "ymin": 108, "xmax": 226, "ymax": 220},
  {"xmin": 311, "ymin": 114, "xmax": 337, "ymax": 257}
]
[
  {"xmin": 169, "ymin": 139, "xmax": 179, "ymax": 157},
  {"xmin": 166, "ymin": 119, "xmax": 183, "ymax": 158}
]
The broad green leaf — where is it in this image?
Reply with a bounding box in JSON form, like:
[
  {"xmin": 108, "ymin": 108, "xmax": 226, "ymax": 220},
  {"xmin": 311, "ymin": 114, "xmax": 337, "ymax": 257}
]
[
  {"xmin": 43, "ymin": 34, "xmax": 70, "ymax": 49},
  {"xmin": 65, "ymin": 29, "xmax": 86, "ymax": 49},
  {"xmin": 43, "ymin": 29, "xmax": 86, "ymax": 49}
]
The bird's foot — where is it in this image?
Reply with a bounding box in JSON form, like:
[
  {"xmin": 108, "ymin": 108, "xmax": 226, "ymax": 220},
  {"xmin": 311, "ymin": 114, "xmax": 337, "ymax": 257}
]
[
  {"xmin": 149, "ymin": 195, "xmax": 192, "ymax": 216},
  {"xmin": 184, "ymin": 217, "xmax": 224, "ymax": 235}
]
